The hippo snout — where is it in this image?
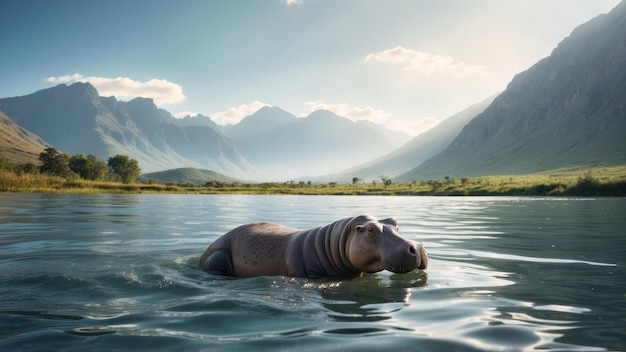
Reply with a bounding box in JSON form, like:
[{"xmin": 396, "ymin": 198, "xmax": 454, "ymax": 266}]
[{"xmin": 407, "ymin": 242, "xmax": 428, "ymax": 270}]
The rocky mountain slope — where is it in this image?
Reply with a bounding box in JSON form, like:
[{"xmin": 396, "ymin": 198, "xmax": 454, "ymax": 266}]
[
  {"xmin": 0, "ymin": 82, "xmax": 255, "ymax": 176},
  {"xmin": 398, "ymin": 1, "xmax": 626, "ymax": 181},
  {"xmin": 0, "ymin": 111, "xmax": 48, "ymax": 164}
]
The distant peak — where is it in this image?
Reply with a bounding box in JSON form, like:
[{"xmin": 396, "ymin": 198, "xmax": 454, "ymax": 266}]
[
  {"xmin": 66, "ymin": 81, "xmax": 99, "ymax": 95},
  {"xmin": 257, "ymin": 105, "xmax": 277, "ymax": 112},
  {"xmin": 40, "ymin": 81, "xmax": 100, "ymax": 101},
  {"xmin": 306, "ymin": 109, "xmax": 344, "ymax": 120},
  {"xmin": 47, "ymin": 81, "xmax": 96, "ymax": 92},
  {"xmin": 244, "ymin": 105, "xmax": 296, "ymax": 120},
  {"xmin": 69, "ymin": 81, "xmax": 94, "ymax": 88},
  {"xmin": 128, "ymin": 96, "xmax": 155, "ymax": 104}
]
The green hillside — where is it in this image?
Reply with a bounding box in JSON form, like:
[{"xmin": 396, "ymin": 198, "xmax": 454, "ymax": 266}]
[{"xmin": 142, "ymin": 167, "xmax": 240, "ymax": 185}]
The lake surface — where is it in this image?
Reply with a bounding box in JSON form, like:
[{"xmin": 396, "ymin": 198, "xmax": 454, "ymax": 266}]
[{"xmin": 0, "ymin": 194, "xmax": 624, "ymax": 351}]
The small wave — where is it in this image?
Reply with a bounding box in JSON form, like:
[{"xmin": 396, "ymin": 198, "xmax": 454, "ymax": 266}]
[{"xmin": 466, "ymin": 250, "xmax": 617, "ymax": 267}]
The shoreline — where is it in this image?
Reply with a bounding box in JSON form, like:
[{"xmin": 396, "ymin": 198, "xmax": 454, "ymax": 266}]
[{"xmin": 2, "ymin": 167, "xmax": 625, "ymax": 197}]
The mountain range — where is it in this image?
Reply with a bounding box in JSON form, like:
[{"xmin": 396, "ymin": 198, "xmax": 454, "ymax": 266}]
[
  {"xmin": 1, "ymin": 1, "xmax": 624, "ymax": 183},
  {"xmin": 224, "ymin": 107, "xmax": 411, "ymax": 179},
  {"xmin": 0, "ymin": 83, "xmax": 410, "ymax": 179}
]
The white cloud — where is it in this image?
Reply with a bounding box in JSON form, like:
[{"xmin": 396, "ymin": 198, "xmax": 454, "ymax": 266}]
[
  {"xmin": 211, "ymin": 101, "xmax": 270, "ymax": 125},
  {"xmin": 45, "ymin": 73, "xmax": 83, "ymax": 83},
  {"xmin": 365, "ymin": 46, "xmax": 488, "ymax": 77},
  {"xmin": 303, "ymin": 101, "xmax": 390, "ymax": 124},
  {"xmin": 285, "ymin": 0, "xmax": 302, "ymax": 4},
  {"xmin": 45, "ymin": 73, "xmax": 185, "ymax": 105}
]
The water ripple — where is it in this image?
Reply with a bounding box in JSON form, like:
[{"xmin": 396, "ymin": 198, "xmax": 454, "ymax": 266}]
[{"xmin": 1, "ymin": 194, "xmax": 624, "ymax": 351}]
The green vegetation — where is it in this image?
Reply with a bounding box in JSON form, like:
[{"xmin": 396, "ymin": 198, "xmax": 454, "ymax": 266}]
[
  {"xmin": 191, "ymin": 168, "xmax": 624, "ymax": 196},
  {"xmin": 142, "ymin": 167, "xmax": 239, "ymax": 185},
  {"xmin": 107, "ymin": 154, "xmax": 141, "ymax": 184},
  {"xmin": 69, "ymin": 154, "xmax": 109, "ymax": 181},
  {"xmin": 1, "ymin": 156, "xmax": 624, "ymax": 196},
  {"xmin": 0, "ymin": 148, "xmax": 144, "ymax": 192},
  {"xmin": 39, "ymin": 147, "xmax": 73, "ymax": 177}
]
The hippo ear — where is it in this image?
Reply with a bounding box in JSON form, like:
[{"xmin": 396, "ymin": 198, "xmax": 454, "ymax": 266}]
[{"xmin": 380, "ymin": 217, "xmax": 398, "ymax": 228}]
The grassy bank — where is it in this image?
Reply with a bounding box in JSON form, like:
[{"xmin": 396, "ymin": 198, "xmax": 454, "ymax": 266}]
[{"xmin": 1, "ymin": 166, "xmax": 625, "ymax": 196}]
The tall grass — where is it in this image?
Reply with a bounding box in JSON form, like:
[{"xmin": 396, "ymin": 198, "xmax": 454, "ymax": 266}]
[
  {"xmin": 1, "ymin": 166, "xmax": 625, "ymax": 196},
  {"xmin": 0, "ymin": 169, "xmax": 183, "ymax": 193},
  {"xmin": 0, "ymin": 169, "xmax": 67, "ymax": 192}
]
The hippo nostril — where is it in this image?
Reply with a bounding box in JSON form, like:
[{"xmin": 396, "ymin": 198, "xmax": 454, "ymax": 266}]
[{"xmin": 407, "ymin": 245, "xmax": 417, "ymax": 256}]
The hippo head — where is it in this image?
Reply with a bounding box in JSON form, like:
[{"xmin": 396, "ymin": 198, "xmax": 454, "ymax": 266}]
[{"xmin": 347, "ymin": 216, "xmax": 428, "ymax": 274}]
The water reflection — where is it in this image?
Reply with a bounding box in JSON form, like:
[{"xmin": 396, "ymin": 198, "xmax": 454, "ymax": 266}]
[{"xmin": 313, "ymin": 271, "xmax": 428, "ymax": 322}]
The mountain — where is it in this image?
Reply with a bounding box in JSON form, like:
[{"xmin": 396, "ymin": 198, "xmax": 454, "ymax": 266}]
[
  {"xmin": 0, "ymin": 83, "xmax": 256, "ymax": 177},
  {"xmin": 172, "ymin": 113, "xmax": 221, "ymax": 130},
  {"xmin": 226, "ymin": 108, "xmax": 411, "ymax": 179},
  {"xmin": 142, "ymin": 167, "xmax": 239, "ymax": 185},
  {"xmin": 355, "ymin": 119, "xmax": 415, "ymax": 149},
  {"xmin": 0, "ymin": 82, "xmax": 112, "ymax": 158},
  {"xmin": 119, "ymin": 97, "xmax": 253, "ymax": 177},
  {"xmin": 223, "ymin": 106, "xmax": 298, "ymax": 140},
  {"xmin": 398, "ymin": 2, "xmax": 626, "ymax": 181},
  {"xmin": 0, "ymin": 111, "xmax": 49, "ymax": 164},
  {"xmin": 321, "ymin": 94, "xmax": 497, "ymax": 182}
]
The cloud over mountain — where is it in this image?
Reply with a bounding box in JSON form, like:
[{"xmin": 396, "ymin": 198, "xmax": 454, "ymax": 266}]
[
  {"xmin": 365, "ymin": 46, "xmax": 488, "ymax": 77},
  {"xmin": 211, "ymin": 101, "xmax": 271, "ymax": 125},
  {"xmin": 303, "ymin": 101, "xmax": 390, "ymax": 124},
  {"xmin": 302, "ymin": 101, "xmax": 438, "ymax": 136},
  {"xmin": 45, "ymin": 74, "xmax": 185, "ymax": 105}
]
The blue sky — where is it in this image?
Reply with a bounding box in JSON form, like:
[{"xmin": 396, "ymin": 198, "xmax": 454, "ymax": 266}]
[{"xmin": 0, "ymin": 0, "xmax": 620, "ymax": 135}]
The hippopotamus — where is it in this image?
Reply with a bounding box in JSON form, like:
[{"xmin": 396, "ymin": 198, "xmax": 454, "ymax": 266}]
[{"xmin": 199, "ymin": 215, "xmax": 428, "ymax": 278}]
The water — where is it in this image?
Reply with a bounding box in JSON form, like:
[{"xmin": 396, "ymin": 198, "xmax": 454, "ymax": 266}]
[{"xmin": 0, "ymin": 194, "xmax": 624, "ymax": 351}]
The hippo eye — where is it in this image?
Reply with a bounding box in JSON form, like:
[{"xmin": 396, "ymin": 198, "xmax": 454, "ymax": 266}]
[{"xmin": 364, "ymin": 226, "xmax": 379, "ymax": 240}]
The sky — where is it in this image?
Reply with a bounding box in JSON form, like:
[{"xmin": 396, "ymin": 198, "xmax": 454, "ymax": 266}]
[{"xmin": 0, "ymin": 0, "xmax": 620, "ymax": 136}]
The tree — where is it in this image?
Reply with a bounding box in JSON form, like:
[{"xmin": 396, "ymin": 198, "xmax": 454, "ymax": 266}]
[
  {"xmin": 352, "ymin": 177, "xmax": 362, "ymax": 185},
  {"xmin": 570, "ymin": 172, "xmax": 601, "ymax": 196},
  {"xmin": 69, "ymin": 154, "xmax": 109, "ymax": 181},
  {"xmin": 85, "ymin": 154, "xmax": 109, "ymax": 181},
  {"xmin": 379, "ymin": 175, "xmax": 392, "ymax": 187},
  {"xmin": 69, "ymin": 154, "xmax": 88, "ymax": 178},
  {"xmin": 39, "ymin": 147, "xmax": 72, "ymax": 177},
  {"xmin": 108, "ymin": 155, "xmax": 141, "ymax": 184}
]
